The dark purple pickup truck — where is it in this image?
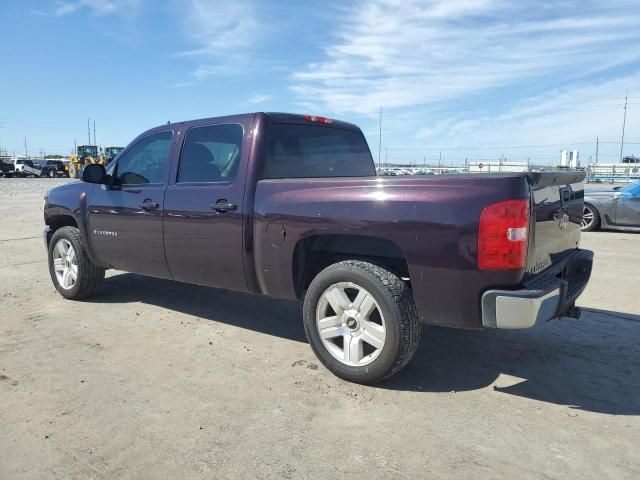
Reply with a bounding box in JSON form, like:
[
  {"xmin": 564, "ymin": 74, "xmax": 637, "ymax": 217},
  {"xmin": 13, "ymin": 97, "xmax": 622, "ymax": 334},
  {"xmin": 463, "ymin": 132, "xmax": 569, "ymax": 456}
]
[{"xmin": 44, "ymin": 112, "xmax": 593, "ymax": 383}]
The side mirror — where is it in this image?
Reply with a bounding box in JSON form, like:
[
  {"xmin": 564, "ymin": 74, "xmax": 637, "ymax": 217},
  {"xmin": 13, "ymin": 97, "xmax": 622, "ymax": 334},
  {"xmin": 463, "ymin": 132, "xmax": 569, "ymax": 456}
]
[{"xmin": 81, "ymin": 164, "xmax": 107, "ymax": 184}]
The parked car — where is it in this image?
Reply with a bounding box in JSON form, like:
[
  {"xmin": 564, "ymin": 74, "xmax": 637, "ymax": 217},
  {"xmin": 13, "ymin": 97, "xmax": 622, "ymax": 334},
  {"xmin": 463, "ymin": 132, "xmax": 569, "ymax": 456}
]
[
  {"xmin": 34, "ymin": 160, "xmax": 69, "ymax": 178},
  {"xmin": 0, "ymin": 159, "xmax": 15, "ymax": 177},
  {"xmin": 43, "ymin": 112, "xmax": 593, "ymax": 384},
  {"xmin": 13, "ymin": 159, "xmax": 40, "ymax": 177},
  {"xmin": 582, "ymin": 181, "xmax": 640, "ymax": 232}
]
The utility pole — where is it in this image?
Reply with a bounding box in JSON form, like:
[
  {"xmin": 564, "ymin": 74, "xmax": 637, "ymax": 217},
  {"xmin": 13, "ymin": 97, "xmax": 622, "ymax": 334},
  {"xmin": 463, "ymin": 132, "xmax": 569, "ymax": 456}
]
[
  {"xmin": 384, "ymin": 147, "xmax": 388, "ymax": 167},
  {"xmin": 93, "ymin": 120, "xmax": 96, "ymax": 146},
  {"xmin": 423, "ymin": 155, "xmax": 426, "ymax": 166},
  {"xmin": 619, "ymin": 92, "xmax": 628, "ymax": 163},
  {"xmin": 87, "ymin": 118, "xmax": 91, "ymax": 145},
  {"xmin": 595, "ymin": 136, "xmax": 599, "ymax": 164},
  {"xmin": 24, "ymin": 137, "xmax": 28, "ymax": 158},
  {"xmin": 378, "ymin": 107, "xmax": 382, "ymax": 168}
]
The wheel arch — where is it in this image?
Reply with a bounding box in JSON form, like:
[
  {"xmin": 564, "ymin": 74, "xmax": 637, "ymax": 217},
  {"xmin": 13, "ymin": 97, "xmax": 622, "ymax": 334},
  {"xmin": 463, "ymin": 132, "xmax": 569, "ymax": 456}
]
[
  {"xmin": 292, "ymin": 234, "xmax": 409, "ymax": 300},
  {"xmin": 45, "ymin": 214, "xmax": 79, "ymax": 247}
]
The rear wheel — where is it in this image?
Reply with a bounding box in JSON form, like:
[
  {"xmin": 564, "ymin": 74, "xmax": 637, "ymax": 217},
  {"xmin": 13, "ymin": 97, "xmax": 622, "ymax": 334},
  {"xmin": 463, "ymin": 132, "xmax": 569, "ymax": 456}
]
[
  {"xmin": 303, "ymin": 260, "xmax": 420, "ymax": 384},
  {"xmin": 581, "ymin": 204, "xmax": 600, "ymax": 232},
  {"xmin": 48, "ymin": 226, "xmax": 105, "ymax": 299}
]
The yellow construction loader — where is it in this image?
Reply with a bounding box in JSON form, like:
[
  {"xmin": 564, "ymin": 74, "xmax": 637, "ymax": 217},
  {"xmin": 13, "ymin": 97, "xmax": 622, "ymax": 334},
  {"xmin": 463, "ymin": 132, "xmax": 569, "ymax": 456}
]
[
  {"xmin": 68, "ymin": 145, "xmax": 101, "ymax": 179},
  {"xmin": 101, "ymin": 146, "xmax": 124, "ymax": 166}
]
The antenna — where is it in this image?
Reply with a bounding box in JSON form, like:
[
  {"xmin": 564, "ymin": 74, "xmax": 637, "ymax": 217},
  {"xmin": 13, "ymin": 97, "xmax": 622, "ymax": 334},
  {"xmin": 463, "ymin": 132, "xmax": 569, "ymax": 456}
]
[
  {"xmin": 87, "ymin": 118, "xmax": 91, "ymax": 145},
  {"xmin": 93, "ymin": 120, "xmax": 96, "ymax": 146}
]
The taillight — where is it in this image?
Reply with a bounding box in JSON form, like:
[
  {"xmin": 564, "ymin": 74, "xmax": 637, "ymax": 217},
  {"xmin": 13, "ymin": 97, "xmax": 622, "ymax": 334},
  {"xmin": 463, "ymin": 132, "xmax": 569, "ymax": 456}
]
[
  {"xmin": 478, "ymin": 199, "xmax": 529, "ymax": 270},
  {"xmin": 303, "ymin": 114, "xmax": 334, "ymax": 124}
]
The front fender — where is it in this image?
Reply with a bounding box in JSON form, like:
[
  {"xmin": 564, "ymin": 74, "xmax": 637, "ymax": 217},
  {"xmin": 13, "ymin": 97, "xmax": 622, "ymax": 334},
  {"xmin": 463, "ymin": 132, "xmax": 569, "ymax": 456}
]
[{"xmin": 44, "ymin": 182, "xmax": 104, "ymax": 267}]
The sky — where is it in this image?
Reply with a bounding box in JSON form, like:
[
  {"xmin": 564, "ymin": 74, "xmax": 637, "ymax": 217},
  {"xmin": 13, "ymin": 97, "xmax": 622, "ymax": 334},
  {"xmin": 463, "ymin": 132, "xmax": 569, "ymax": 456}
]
[{"xmin": 1, "ymin": 0, "xmax": 640, "ymax": 165}]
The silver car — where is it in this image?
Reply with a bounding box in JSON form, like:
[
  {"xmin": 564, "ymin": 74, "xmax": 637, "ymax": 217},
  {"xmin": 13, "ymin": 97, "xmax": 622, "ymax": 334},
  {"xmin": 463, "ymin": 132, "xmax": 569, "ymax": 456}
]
[{"xmin": 582, "ymin": 181, "xmax": 640, "ymax": 232}]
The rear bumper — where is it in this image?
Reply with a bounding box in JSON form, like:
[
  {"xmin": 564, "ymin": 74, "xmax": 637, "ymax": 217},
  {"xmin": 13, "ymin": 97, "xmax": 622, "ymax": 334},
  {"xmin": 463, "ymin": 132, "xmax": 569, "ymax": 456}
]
[{"xmin": 481, "ymin": 249, "xmax": 593, "ymax": 329}]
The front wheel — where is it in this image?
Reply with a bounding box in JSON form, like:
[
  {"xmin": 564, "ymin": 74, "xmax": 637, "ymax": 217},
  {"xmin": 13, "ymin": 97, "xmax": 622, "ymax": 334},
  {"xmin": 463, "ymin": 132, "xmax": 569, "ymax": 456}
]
[
  {"xmin": 581, "ymin": 204, "xmax": 600, "ymax": 232},
  {"xmin": 303, "ymin": 260, "xmax": 421, "ymax": 384},
  {"xmin": 48, "ymin": 226, "xmax": 105, "ymax": 299}
]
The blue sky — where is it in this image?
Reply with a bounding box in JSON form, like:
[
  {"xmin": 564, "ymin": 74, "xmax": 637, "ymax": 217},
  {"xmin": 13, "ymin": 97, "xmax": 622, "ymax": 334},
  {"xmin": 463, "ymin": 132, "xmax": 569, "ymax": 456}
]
[{"xmin": 1, "ymin": 0, "xmax": 640, "ymax": 165}]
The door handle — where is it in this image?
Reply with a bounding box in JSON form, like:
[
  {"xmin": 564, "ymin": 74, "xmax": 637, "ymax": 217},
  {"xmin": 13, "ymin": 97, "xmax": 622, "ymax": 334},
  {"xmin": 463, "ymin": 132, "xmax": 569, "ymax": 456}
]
[
  {"xmin": 210, "ymin": 199, "xmax": 237, "ymax": 213},
  {"xmin": 138, "ymin": 199, "xmax": 160, "ymax": 211}
]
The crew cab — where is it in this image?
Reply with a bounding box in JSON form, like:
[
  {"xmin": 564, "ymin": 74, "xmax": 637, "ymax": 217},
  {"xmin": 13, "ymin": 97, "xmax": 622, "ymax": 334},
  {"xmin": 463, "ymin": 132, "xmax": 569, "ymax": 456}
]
[
  {"xmin": 43, "ymin": 113, "xmax": 593, "ymax": 384},
  {"xmin": 34, "ymin": 160, "xmax": 69, "ymax": 178}
]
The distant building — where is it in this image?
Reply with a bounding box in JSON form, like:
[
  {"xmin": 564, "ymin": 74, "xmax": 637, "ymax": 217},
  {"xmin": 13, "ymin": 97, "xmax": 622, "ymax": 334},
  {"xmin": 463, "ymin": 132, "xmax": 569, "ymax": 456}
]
[{"xmin": 560, "ymin": 150, "xmax": 580, "ymax": 168}]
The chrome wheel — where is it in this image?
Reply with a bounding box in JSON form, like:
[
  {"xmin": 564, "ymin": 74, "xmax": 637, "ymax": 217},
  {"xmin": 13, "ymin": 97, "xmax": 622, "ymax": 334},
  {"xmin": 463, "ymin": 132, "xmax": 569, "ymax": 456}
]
[
  {"xmin": 582, "ymin": 205, "xmax": 595, "ymax": 230},
  {"xmin": 52, "ymin": 239, "xmax": 78, "ymax": 290},
  {"xmin": 315, "ymin": 282, "xmax": 386, "ymax": 367}
]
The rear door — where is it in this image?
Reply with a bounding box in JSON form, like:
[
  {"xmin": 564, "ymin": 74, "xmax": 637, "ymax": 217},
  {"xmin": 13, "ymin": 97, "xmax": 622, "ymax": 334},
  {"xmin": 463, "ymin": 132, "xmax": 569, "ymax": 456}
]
[
  {"xmin": 163, "ymin": 121, "xmax": 248, "ymax": 291},
  {"xmin": 88, "ymin": 130, "xmax": 173, "ymax": 278},
  {"xmin": 527, "ymin": 172, "xmax": 585, "ymax": 275}
]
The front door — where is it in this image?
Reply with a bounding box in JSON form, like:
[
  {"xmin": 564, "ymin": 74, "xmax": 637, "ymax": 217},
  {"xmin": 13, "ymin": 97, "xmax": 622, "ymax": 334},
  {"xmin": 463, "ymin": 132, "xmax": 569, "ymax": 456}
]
[
  {"xmin": 88, "ymin": 130, "xmax": 174, "ymax": 278},
  {"xmin": 163, "ymin": 122, "xmax": 247, "ymax": 291}
]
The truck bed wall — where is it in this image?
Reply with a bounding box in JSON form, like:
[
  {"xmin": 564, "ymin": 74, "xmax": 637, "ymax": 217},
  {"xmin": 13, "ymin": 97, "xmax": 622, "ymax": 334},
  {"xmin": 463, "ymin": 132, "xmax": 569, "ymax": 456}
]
[{"xmin": 253, "ymin": 175, "xmax": 532, "ymax": 329}]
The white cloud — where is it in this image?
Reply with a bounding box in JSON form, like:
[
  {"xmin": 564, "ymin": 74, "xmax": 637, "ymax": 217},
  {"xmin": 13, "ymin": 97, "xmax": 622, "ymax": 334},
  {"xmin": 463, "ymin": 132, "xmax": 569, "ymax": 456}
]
[
  {"xmin": 175, "ymin": 0, "xmax": 259, "ymax": 84},
  {"xmin": 425, "ymin": 74, "xmax": 638, "ymax": 148},
  {"xmin": 178, "ymin": 0, "xmax": 257, "ymax": 55},
  {"xmin": 51, "ymin": 0, "xmax": 133, "ymax": 17},
  {"xmin": 243, "ymin": 94, "xmax": 272, "ymax": 106},
  {"xmin": 292, "ymin": 0, "xmax": 640, "ymax": 115}
]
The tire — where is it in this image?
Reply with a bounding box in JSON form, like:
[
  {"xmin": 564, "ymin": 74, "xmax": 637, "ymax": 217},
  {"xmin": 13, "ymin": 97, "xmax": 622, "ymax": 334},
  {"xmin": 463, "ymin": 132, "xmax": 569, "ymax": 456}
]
[
  {"xmin": 581, "ymin": 203, "xmax": 600, "ymax": 232},
  {"xmin": 303, "ymin": 260, "xmax": 420, "ymax": 384},
  {"xmin": 48, "ymin": 226, "xmax": 105, "ymax": 300},
  {"xmin": 49, "ymin": 170, "xmax": 55, "ymax": 178}
]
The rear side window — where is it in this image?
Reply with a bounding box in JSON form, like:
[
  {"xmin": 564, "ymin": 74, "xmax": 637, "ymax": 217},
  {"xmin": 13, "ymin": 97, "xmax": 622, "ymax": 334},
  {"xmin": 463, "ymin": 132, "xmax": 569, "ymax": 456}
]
[
  {"xmin": 265, "ymin": 124, "xmax": 375, "ymax": 179},
  {"xmin": 178, "ymin": 124, "xmax": 243, "ymax": 183}
]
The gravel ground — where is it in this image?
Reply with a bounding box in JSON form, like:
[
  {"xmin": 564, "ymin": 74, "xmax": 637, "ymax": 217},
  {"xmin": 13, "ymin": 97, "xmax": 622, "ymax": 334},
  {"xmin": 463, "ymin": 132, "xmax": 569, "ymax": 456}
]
[
  {"xmin": 1, "ymin": 178, "xmax": 639, "ymax": 479},
  {"xmin": 0, "ymin": 177, "xmax": 73, "ymax": 199}
]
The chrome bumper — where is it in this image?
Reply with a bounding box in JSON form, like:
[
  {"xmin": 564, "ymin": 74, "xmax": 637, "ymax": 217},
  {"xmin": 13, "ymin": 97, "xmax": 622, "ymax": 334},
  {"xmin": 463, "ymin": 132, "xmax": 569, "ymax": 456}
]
[{"xmin": 482, "ymin": 249, "xmax": 593, "ymax": 329}]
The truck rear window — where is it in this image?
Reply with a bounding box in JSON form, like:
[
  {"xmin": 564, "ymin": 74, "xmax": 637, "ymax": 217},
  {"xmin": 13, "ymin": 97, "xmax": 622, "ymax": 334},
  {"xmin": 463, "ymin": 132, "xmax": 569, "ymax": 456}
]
[{"xmin": 265, "ymin": 124, "xmax": 375, "ymax": 179}]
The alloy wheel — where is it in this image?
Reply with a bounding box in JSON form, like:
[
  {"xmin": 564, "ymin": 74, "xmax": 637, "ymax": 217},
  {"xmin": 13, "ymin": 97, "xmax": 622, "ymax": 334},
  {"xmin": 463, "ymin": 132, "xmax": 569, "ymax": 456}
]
[
  {"xmin": 52, "ymin": 239, "xmax": 78, "ymax": 290},
  {"xmin": 582, "ymin": 205, "xmax": 595, "ymax": 230},
  {"xmin": 315, "ymin": 282, "xmax": 386, "ymax": 366}
]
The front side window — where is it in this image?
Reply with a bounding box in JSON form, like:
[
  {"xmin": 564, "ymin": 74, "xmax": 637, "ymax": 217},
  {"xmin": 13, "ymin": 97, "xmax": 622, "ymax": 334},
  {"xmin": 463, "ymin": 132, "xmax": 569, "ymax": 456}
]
[
  {"xmin": 265, "ymin": 124, "xmax": 375, "ymax": 179},
  {"xmin": 116, "ymin": 131, "xmax": 173, "ymax": 185},
  {"xmin": 178, "ymin": 124, "xmax": 243, "ymax": 183}
]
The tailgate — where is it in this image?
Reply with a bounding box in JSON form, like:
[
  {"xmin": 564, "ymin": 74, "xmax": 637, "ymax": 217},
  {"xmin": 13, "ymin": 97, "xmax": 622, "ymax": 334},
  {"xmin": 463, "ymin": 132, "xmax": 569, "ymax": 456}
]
[{"xmin": 526, "ymin": 172, "xmax": 585, "ymax": 276}]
